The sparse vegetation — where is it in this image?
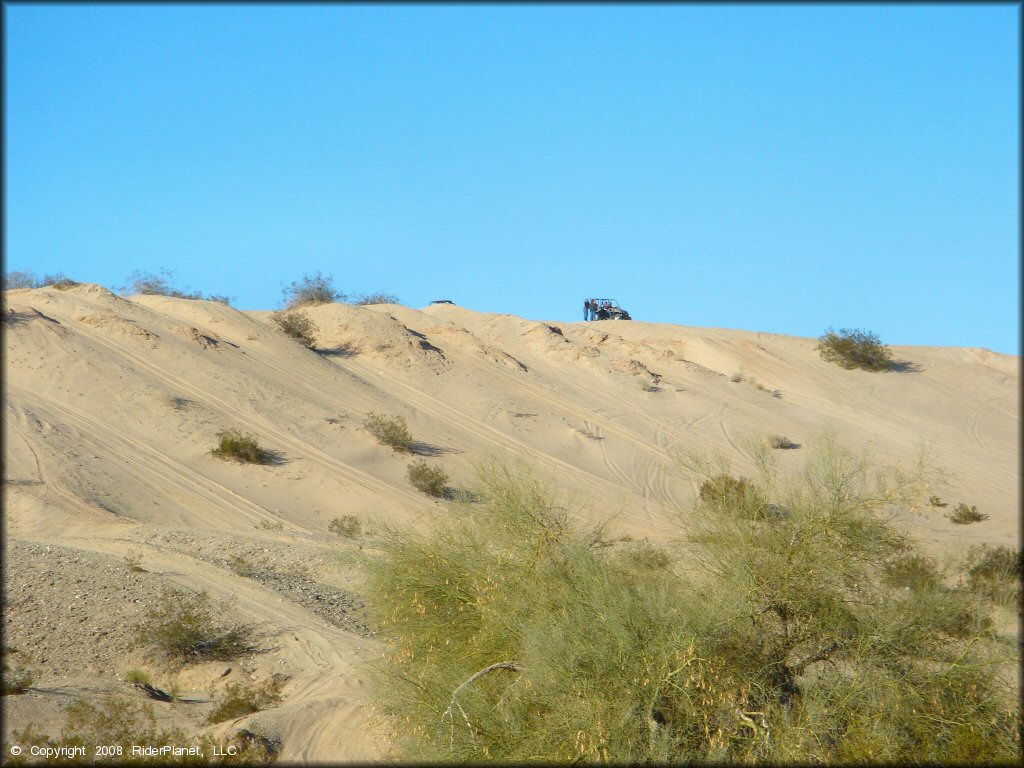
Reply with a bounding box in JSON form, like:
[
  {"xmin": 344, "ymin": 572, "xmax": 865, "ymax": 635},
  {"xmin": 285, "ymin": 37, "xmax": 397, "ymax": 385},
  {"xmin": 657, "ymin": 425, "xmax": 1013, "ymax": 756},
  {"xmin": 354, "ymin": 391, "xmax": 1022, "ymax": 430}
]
[
  {"xmin": 124, "ymin": 668, "xmax": 152, "ymax": 685},
  {"xmin": 2, "ymin": 270, "xmax": 80, "ymax": 290},
  {"xmin": 407, "ymin": 460, "xmax": 449, "ymax": 497},
  {"xmin": 947, "ymin": 501, "xmax": 988, "ymax": 524},
  {"xmin": 124, "ymin": 548, "xmax": 145, "ymax": 572},
  {"xmin": 329, "ymin": 515, "xmax": 362, "ymax": 538},
  {"xmin": 271, "ymin": 310, "xmax": 318, "ymax": 348},
  {"xmin": 135, "ymin": 588, "xmax": 265, "ymax": 663},
  {"xmin": 817, "ymin": 327, "xmax": 893, "ymax": 371},
  {"xmin": 769, "ymin": 434, "xmax": 795, "ymax": 449},
  {"xmin": 2, "ymin": 650, "xmax": 33, "ymax": 695},
  {"xmin": 207, "ymin": 677, "xmax": 285, "ymax": 724},
  {"xmin": 211, "ymin": 429, "xmax": 272, "ymax": 464},
  {"xmin": 230, "ymin": 555, "xmax": 259, "ymax": 578},
  {"xmin": 929, "ymin": 494, "xmax": 947, "ymax": 507},
  {"xmin": 364, "ymin": 412, "xmax": 413, "ymax": 452},
  {"xmin": 961, "ymin": 544, "xmax": 1021, "ymax": 606},
  {"xmin": 353, "ymin": 292, "xmax": 400, "ymax": 305},
  {"xmin": 8, "ymin": 695, "xmax": 280, "ymax": 763},
  {"xmin": 120, "ymin": 268, "xmax": 231, "ymax": 304},
  {"xmin": 283, "ymin": 272, "xmax": 343, "ymax": 308},
  {"xmin": 366, "ymin": 444, "xmax": 1017, "ymax": 762},
  {"xmin": 698, "ymin": 472, "xmax": 767, "ymax": 518}
]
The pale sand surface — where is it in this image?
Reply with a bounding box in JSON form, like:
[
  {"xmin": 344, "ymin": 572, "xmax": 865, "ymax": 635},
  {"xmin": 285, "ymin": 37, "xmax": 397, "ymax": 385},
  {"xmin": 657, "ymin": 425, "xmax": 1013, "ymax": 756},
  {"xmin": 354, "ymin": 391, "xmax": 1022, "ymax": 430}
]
[{"xmin": 3, "ymin": 284, "xmax": 1018, "ymax": 760}]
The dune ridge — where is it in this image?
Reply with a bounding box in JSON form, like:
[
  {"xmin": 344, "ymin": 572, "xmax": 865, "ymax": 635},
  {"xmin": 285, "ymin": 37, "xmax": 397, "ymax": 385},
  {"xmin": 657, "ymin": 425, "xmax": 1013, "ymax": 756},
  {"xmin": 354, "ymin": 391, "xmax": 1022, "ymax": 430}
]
[{"xmin": 3, "ymin": 284, "xmax": 1018, "ymax": 760}]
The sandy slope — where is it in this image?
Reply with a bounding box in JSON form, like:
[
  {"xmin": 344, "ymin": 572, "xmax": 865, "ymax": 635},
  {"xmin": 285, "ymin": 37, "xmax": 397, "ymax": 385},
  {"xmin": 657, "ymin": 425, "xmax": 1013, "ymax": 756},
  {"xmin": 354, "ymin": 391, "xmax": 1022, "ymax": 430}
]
[{"xmin": 2, "ymin": 285, "xmax": 1018, "ymax": 761}]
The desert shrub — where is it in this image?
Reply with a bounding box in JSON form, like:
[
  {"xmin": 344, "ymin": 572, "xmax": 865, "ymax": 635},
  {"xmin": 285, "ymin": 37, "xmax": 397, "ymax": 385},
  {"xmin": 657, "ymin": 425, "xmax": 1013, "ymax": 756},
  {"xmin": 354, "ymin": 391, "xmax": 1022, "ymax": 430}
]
[
  {"xmin": 124, "ymin": 668, "xmax": 152, "ymax": 685},
  {"xmin": 623, "ymin": 539, "xmax": 673, "ymax": 570},
  {"xmin": 211, "ymin": 429, "xmax": 272, "ymax": 464},
  {"xmin": 135, "ymin": 588, "xmax": 264, "ymax": 663},
  {"xmin": 207, "ymin": 677, "xmax": 284, "ymax": 724},
  {"xmin": 962, "ymin": 544, "xmax": 1022, "ymax": 606},
  {"xmin": 230, "ymin": 555, "xmax": 259, "ymax": 578},
  {"xmin": 946, "ymin": 501, "xmax": 987, "ymax": 524},
  {"xmin": 364, "ymin": 412, "xmax": 413, "ymax": 452},
  {"xmin": 8, "ymin": 695, "xmax": 280, "ymax": 764},
  {"xmin": 2, "ymin": 661, "xmax": 33, "ymax": 694},
  {"xmin": 928, "ymin": 494, "xmax": 946, "ymax": 507},
  {"xmin": 329, "ymin": 515, "xmax": 362, "ymax": 538},
  {"xmin": 407, "ymin": 460, "xmax": 449, "ymax": 497},
  {"xmin": 769, "ymin": 434, "xmax": 795, "ymax": 449},
  {"xmin": 2, "ymin": 270, "xmax": 41, "ymax": 290},
  {"xmin": 882, "ymin": 553, "xmax": 941, "ymax": 591},
  {"xmin": 353, "ymin": 292, "xmax": 400, "ymax": 305},
  {"xmin": 282, "ymin": 271, "xmax": 343, "ymax": 308},
  {"xmin": 271, "ymin": 310, "xmax": 318, "ymax": 348},
  {"xmin": 365, "ymin": 447, "xmax": 1018, "ymax": 763},
  {"xmin": 817, "ymin": 327, "xmax": 893, "ymax": 371},
  {"xmin": 206, "ymin": 294, "xmax": 233, "ymax": 305},
  {"xmin": 43, "ymin": 273, "xmax": 79, "ymax": 289},
  {"xmin": 124, "ymin": 268, "xmax": 203, "ymax": 299},
  {"xmin": 124, "ymin": 548, "xmax": 145, "ymax": 572},
  {"xmin": 698, "ymin": 473, "xmax": 767, "ymax": 518}
]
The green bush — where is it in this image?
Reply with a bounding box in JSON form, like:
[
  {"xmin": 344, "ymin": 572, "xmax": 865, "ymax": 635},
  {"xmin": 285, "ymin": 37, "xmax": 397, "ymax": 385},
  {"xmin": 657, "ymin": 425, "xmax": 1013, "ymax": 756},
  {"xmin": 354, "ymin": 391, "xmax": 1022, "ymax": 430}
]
[
  {"xmin": 962, "ymin": 544, "xmax": 1021, "ymax": 606},
  {"xmin": 134, "ymin": 588, "xmax": 264, "ymax": 663},
  {"xmin": 364, "ymin": 412, "xmax": 413, "ymax": 452},
  {"xmin": 124, "ymin": 668, "xmax": 152, "ymax": 685},
  {"xmin": 207, "ymin": 677, "xmax": 284, "ymax": 724},
  {"xmin": 366, "ymin": 447, "xmax": 1018, "ymax": 763},
  {"xmin": 283, "ymin": 272, "xmax": 343, "ymax": 308},
  {"xmin": 882, "ymin": 553, "xmax": 941, "ymax": 591},
  {"xmin": 211, "ymin": 429, "xmax": 272, "ymax": 464},
  {"xmin": 329, "ymin": 515, "xmax": 362, "ymax": 538},
  {"xmin": 947, "ymin": 501, "xmax": 987, "ymax": 524},
  {"xmin": 698, "ymin": 473, "xmax": 767, "ymax": 518},
  {"xmin": 407, "ymin": 460, "xmax": 449, "ymax": 497},
  {"xmin": 817, "ymin": 327, "xmax": 893, "ymax": 371},
  {"xmin": 271, "ymin": 310, "xmax": 318, "ymax": 348}
]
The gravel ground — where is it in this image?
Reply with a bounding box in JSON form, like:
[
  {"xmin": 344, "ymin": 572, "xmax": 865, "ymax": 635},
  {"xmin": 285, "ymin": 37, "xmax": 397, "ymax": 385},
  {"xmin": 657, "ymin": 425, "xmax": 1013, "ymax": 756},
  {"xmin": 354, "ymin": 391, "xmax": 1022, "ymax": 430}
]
[
  {"xmin": 136, "ymin": 529, "xmax": 370, "ymax": 635},
  {"xmin": 3, "ymin": 540, "xmax": 169, "ymax": 679}
]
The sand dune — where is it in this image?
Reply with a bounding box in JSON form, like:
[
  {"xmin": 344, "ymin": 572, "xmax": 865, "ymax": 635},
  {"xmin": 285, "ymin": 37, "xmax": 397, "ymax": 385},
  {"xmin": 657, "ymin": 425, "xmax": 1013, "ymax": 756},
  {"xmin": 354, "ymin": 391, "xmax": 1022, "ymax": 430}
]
[{"xmin": 3, "ymin": 285, "xmax": 1018, "ymax": 760}]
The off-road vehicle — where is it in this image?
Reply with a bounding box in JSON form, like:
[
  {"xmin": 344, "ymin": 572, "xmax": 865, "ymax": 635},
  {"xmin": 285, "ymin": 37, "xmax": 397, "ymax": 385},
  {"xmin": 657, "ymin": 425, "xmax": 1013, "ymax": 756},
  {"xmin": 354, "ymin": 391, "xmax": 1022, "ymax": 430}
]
[{"xmin": 592, "ymin": 299, "xmax": 631, "ymax": 320}]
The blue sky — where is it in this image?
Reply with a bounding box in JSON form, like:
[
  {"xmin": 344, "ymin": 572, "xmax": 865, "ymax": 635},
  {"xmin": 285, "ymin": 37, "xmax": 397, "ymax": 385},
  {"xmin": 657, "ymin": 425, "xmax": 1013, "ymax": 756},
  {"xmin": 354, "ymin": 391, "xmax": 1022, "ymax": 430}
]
[{"xmin": 5, "ymin": 4, "xmax": 1019, "ymax": 353}]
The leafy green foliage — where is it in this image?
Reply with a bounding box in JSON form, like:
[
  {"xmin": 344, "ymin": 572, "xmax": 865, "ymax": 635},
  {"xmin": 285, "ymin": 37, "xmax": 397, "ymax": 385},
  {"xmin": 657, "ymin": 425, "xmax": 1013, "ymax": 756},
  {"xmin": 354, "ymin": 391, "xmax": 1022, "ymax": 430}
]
[
  {"xmin": 211, "ymin": 429, "xmax": 273, "ymax": 464},
  {"xmin": 134, "ymin": 588, "xmax": 264, "ymax": 663},
  {"xmin": 364, "ymin": 412, "xmax": 413, "ymax": 452},
  {"xmin": 366, "ymin": 445, "xmax": 1018, "ymax": 763},
  {"xmin": 817, "ymin": 327, "xmax": 893, "ymax": 371},
  {"xmin": 271, "ymin": 310, "xmax": 318, "ymax": 348},
  {"xmin": 407, "ymin": 460, "xmax": 449, "ymax": 497}
]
